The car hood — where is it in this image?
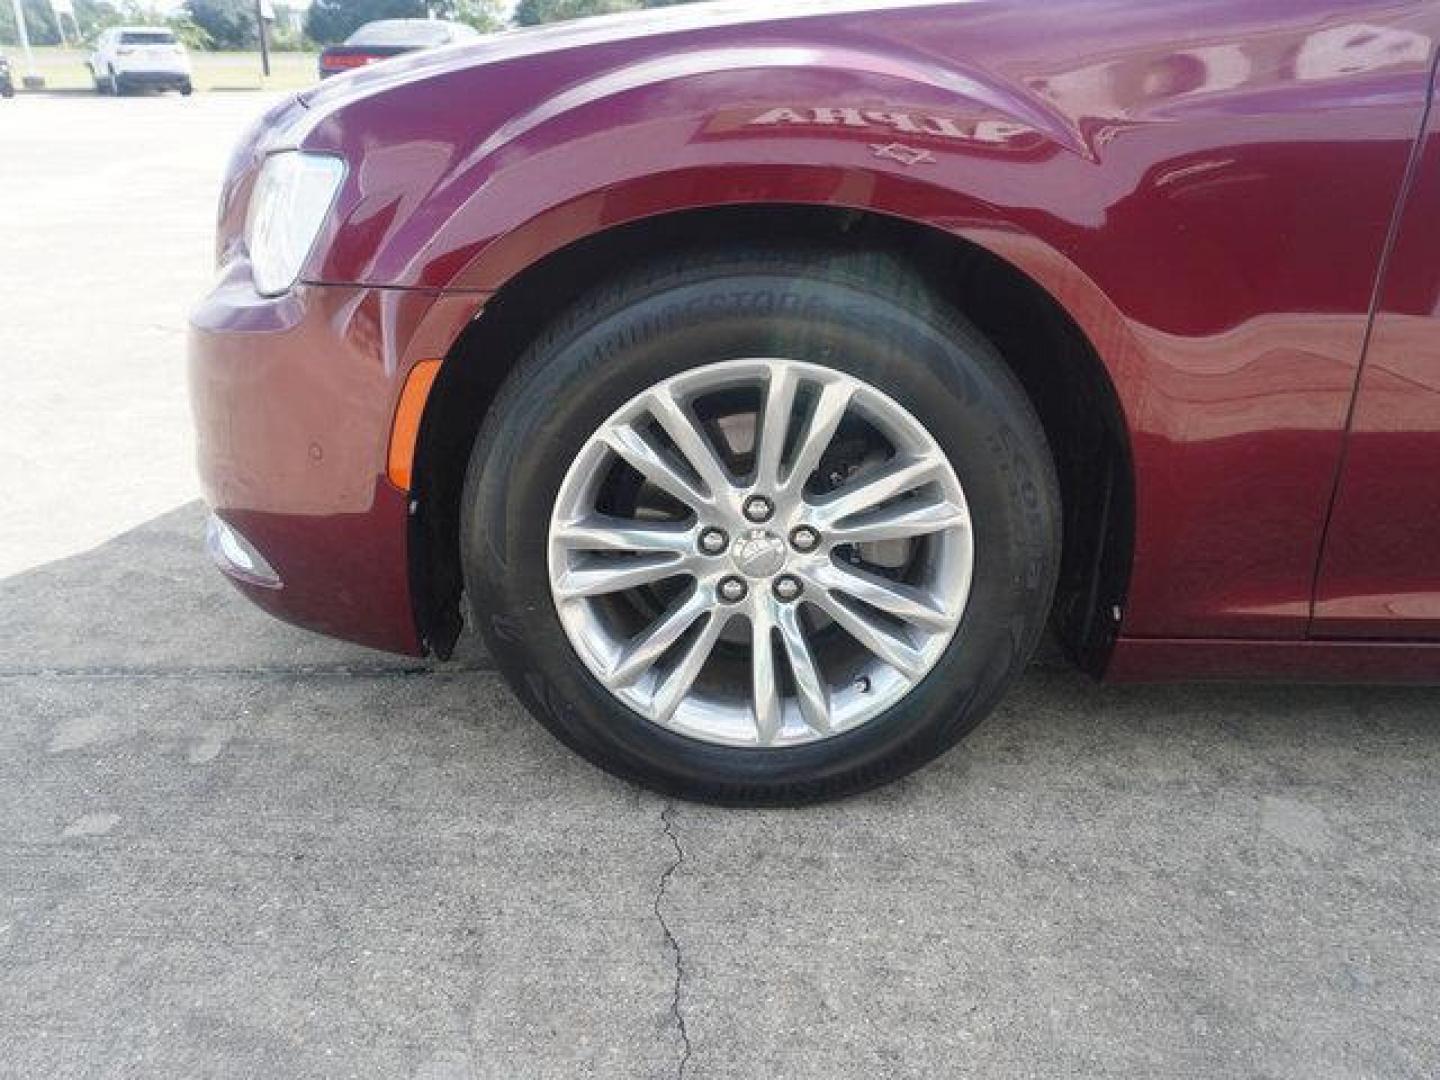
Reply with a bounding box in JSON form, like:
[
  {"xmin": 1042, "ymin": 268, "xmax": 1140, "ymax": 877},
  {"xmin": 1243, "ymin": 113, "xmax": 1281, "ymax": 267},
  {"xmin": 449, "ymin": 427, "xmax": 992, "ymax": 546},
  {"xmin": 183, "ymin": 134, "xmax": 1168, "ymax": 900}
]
[{"xmin": 299, "ymin": 0, "xmax": 943, "ymax": 111}]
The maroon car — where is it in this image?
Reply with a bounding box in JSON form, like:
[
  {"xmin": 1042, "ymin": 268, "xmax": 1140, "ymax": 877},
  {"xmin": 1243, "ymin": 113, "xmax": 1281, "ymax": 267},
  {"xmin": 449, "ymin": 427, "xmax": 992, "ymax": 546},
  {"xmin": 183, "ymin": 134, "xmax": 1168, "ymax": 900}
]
[{"xmin": 189, "ymin": 0, "xmax": 1440, "ymax": 803}]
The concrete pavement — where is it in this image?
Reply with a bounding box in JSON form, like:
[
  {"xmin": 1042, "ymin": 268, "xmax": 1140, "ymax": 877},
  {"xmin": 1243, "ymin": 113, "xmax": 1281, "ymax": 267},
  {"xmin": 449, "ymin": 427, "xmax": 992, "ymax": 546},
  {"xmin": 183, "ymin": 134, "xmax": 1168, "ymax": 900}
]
[
  {"xmin": 2, "ymin": 94, "xmax": 1439, "ymax": 1080},
  {"xmin": 0, "ymin": 92, "xmax": 285, "ymax": 578}
]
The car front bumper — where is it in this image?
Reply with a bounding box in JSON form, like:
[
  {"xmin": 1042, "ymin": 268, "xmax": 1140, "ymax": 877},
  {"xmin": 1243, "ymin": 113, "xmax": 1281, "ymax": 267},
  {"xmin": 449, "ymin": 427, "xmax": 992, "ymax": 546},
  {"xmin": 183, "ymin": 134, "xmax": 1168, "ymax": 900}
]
[{"xmin": 188, "ymin": 262, "xmax": 480, "ymax": 654}]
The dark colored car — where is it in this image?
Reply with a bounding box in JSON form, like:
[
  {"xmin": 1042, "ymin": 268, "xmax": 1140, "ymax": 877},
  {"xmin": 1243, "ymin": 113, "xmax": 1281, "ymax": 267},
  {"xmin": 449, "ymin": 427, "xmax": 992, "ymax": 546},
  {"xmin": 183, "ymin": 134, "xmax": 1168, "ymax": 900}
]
[
  {"xmin": 190, "ymin": 0, "xmax": 1440, "ymax": 803},
  {"xmin": 0, "ymin": 55, "xmax": 14, "ymax": 98},
  {"xmin": 317, "ymin": 19, "xmax": 478, "ymax": 79}
]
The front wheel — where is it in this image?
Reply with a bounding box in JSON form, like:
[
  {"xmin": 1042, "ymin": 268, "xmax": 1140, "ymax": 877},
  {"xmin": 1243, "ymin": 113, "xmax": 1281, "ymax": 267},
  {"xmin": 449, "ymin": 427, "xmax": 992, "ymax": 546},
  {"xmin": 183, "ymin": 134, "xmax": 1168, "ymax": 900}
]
[
  {"xmin": 462, "ymin": 248, "xmax": 1061, "ymax": 803},
  {"xmin": 107, "ymin": 69, "xmax": 122, "ymax": 96}
]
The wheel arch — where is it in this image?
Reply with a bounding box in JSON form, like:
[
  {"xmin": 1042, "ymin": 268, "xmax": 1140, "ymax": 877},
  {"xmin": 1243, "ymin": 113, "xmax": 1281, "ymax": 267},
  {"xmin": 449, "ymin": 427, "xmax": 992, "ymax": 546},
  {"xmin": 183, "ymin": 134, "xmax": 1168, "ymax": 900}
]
[{"xmin": 411, "ymin": 203, "xmax": 1136, "ymax": 673}]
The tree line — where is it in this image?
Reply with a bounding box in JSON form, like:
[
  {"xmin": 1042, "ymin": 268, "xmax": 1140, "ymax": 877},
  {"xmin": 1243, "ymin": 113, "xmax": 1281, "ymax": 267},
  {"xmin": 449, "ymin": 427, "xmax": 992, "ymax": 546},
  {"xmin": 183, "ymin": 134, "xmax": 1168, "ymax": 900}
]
[{"xmin": 1, "ymin": 0, "xmax": 704, "ymax": 50}]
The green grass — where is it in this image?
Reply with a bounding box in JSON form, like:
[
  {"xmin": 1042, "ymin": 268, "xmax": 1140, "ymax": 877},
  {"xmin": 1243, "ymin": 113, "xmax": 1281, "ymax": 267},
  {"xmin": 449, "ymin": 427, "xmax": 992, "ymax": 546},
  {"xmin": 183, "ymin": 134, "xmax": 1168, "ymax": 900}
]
[{"xmin": 11, "ymin": 47, "xmax": 319, "ymax": 92}]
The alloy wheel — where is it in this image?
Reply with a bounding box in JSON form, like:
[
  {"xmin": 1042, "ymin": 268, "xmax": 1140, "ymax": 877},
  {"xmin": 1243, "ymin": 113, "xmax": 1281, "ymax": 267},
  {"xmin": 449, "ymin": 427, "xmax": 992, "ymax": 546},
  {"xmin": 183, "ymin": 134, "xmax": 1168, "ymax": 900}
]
[{"xmin": 548, "ymin": 358, "xmax": 974, "ymax": 747}]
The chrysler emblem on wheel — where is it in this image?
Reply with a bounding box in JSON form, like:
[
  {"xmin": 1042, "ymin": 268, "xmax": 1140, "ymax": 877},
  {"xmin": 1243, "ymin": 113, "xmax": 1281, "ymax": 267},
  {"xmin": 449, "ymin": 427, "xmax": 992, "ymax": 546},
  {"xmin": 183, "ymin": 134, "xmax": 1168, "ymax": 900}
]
[{"xmin": 732, "ymin": 530, "xmax": 787, "ymax": 578}]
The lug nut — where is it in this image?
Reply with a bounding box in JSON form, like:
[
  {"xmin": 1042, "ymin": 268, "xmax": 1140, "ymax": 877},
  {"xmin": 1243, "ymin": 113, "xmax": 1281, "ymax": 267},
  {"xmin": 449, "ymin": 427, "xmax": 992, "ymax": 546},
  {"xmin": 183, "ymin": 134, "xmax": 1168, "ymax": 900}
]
[
  {"xmin": 773, "ymin": 575, "xmax": 802, "ymax": 602},
  {"xmin": 718, "ymin": 576, "xmax": 748, "ymax": 603},
  {"xmin": 742, "ymin": 495, "xmax": 774, "ymax": 523},
  {"xmin": 790, "ymin": 525, "xmax": 820, "ymax": 553},
  {"xmin": 698, "ymin": 527, "xmax": 728, "ymax": 555}
]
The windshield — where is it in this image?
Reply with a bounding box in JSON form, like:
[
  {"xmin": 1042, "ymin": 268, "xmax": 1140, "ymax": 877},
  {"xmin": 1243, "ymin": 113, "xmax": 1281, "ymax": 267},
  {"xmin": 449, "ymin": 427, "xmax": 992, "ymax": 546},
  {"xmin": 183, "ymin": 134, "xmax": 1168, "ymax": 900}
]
[
  {"xmin": 120, "ymin": 31, "xmax": 176, "ymax": 45},
  {"xmin": 344, "ymin": 21, "xmax": 452, "ymax": 48}
]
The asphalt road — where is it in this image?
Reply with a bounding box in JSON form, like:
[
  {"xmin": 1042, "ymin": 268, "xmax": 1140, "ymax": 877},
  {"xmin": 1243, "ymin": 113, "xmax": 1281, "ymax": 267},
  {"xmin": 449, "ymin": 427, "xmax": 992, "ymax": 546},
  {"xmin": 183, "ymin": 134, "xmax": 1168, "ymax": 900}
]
[{"xmin": 3, "ymin": 94, "xmax": 1440, "ymax": 1080}]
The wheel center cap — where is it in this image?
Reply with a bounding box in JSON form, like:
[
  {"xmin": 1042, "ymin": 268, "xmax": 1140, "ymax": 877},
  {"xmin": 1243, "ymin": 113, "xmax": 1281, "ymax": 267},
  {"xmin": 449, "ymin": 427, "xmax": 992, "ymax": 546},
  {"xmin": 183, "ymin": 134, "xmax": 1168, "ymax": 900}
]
[{"xmin": 731, "ymin": 529, "xmax": 786, "ymax": 578}]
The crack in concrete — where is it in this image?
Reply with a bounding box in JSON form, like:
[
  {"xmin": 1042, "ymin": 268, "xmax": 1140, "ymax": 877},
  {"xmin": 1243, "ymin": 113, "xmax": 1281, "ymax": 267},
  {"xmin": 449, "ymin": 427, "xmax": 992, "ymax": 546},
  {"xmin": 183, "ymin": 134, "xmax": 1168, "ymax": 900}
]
[{"xmin": 655, "ymin": 802, "xmax": 692, "ymax": 1080}]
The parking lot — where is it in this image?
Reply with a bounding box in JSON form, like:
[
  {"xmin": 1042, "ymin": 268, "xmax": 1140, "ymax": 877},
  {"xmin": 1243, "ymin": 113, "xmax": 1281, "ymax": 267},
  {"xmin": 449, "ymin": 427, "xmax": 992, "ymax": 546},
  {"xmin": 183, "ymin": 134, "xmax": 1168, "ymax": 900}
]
[{"xmin": 3, "ymin": 94, "xmax": 1440, "ymax": 1079}]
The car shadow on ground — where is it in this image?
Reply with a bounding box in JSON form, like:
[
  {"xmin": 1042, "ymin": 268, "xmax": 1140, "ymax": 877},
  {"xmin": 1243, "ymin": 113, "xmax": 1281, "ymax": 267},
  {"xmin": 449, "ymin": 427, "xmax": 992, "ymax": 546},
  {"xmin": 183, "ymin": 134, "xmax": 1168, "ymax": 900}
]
[
  {"xmin": 0, "ymin": 500, "xmax": 487, "ymax": 677},
  {"xmin": 3, "ymin": 499, "xmax": 1438, "ymax": 796},
  {"xmin": 3, "ymin": 501, "xmax": 1439, "ymax": 1078}
]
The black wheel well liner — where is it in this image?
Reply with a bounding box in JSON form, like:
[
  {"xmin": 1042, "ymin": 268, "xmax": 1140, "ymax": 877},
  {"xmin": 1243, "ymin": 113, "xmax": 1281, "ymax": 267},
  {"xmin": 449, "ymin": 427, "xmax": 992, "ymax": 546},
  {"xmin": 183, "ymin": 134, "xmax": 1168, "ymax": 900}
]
[{"xmin": 410, "ymin": 205, "xmax": 1133, "ymax": 671}]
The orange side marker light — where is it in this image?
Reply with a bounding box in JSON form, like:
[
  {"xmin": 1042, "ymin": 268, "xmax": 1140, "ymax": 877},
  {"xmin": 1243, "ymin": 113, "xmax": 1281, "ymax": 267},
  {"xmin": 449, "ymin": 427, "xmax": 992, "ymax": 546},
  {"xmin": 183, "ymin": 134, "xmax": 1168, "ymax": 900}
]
[{"xmin": 387, "ymin": 358, "xmax": 442, "ymax": 491}]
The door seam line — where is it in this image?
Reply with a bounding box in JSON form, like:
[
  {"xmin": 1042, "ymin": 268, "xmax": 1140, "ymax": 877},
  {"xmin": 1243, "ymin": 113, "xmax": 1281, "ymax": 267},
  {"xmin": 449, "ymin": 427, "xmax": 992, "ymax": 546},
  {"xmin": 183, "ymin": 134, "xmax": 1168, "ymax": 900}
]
[{"xmin": 1304, "ymin": 44, "xmax": 1440, "ymax": 639}]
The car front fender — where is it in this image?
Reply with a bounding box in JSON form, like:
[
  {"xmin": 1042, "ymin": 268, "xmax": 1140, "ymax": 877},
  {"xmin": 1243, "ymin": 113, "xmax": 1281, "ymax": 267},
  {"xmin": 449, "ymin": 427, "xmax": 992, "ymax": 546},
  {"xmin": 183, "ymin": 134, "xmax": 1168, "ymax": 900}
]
[{"xmin": 305, "ymin": 37, "xmax": 1143, "ymax": 410}]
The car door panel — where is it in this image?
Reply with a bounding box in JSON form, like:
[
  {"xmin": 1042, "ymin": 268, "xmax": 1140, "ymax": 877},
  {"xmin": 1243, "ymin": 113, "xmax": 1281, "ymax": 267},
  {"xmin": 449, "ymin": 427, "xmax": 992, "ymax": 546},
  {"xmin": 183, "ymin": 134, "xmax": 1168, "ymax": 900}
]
[{"xmin": 1314, "ymin": 74, "xmax": 1440, "ymax": 638}]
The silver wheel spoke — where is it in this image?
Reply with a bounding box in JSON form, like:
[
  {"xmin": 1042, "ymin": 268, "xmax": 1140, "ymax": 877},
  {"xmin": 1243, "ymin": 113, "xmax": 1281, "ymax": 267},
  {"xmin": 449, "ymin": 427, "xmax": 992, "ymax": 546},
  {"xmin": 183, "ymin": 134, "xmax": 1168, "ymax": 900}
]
[
  {"xmin": 809, "ymin": 590, "xmax": 928, "ymax": 682},
  {"xmin": 555, "ymin": 556, "xmax": 688, "ymax": 599},
  {"xmin": 750, "ymin": 609, "xmax": 782, "ymax": 745},
  {"xmin": 827, "ymin": 497, "xmax": 967, "ymax": 545},
  {"xmin": 653, "ymin": 609, "xmax": 730, "ymax": 723},
  {"xmin": 810, "ymin": 456, "xmax": 944, "ymax": 527},
  {"xmin": 780, "ymin": 380, "xmax": 853, "ymax": 496},
  {"xmin": 777, "ymin": 603, "xmax": 830, "ymax": 735},
  {"xmin": 610, "ymin": 589, "xmax": 710, "ymax": 686},
  {"xmin": 555, "ymin": 516, "xmax": 695, "ymax": 556},
  {"xmin": 754, "ymin": 363, "xmax": 800, "ymax": 489},
  {"xmin": 646, "ymin": 390, "xmax": 735, "ymax": 502},
  {"xmin": 602, "ymin": 423, "xmax": 711, "ymax": 510},
  {"xmin": 811, "ymin": 562, "xmax": 954, "ymax": 631}
]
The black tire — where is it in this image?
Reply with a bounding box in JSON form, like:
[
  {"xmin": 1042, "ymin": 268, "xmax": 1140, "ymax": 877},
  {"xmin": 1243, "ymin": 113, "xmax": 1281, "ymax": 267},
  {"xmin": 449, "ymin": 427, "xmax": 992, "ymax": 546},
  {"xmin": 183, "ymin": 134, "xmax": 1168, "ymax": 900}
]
[
  {"xmin": 108, "ymin": 69, "xmax": 123, "ymax": 96},
  {"xmin": 461, "ymin": 247, "xmax": 1061, "ymax": 804},
  {"xmin": 179, "ymin": 80, "xmax": 193, "ymax": 96}
]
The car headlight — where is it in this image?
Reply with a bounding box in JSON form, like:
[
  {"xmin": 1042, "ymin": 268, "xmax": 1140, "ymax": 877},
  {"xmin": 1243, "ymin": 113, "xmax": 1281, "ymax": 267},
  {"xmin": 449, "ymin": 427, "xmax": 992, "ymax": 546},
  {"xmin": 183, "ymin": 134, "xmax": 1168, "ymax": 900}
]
[{"xmin": 245, "ymin": 151, "xmax": 346, "ymax": 297}]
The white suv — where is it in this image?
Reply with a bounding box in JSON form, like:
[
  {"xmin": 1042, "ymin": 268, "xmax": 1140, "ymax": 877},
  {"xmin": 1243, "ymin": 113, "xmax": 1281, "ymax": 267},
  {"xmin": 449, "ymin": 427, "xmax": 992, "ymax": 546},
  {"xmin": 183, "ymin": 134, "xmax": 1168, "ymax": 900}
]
[{"xmin": 90, "ymin": 27, "xmax": 193, "ymax": 96}]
